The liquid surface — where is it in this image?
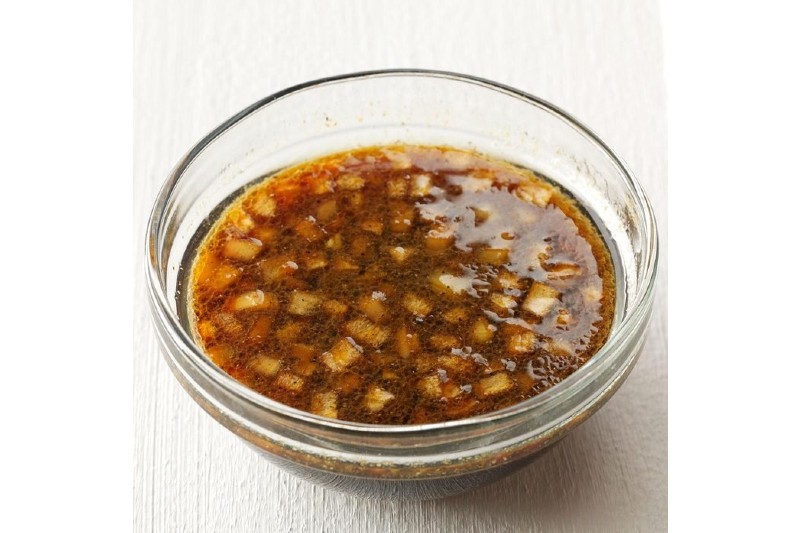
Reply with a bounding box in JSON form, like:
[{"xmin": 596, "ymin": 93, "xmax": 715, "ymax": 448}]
[{"xmin": 189, "ymin": 145, "xmax": 615, "ymax": 424}]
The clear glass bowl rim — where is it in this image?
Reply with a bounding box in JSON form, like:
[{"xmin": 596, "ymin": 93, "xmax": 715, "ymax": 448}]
[{"xmin": 145, "ymin": 68, "xmax": 659, "ymax": 436}]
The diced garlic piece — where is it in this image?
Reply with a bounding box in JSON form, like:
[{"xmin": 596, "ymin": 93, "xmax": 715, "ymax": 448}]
[
  {"xmin": 274, "ymin": 372, "xmax": 304, "ymax": 392},
  {"xmin": 442, "ymin": 150, "xmax": 478, "ymax": 171},
  {"xmin": 403, "ymin": 293, "xmax": 433, "ymax": 317},
  {"xmin": 337, "ymin": 173, "xmax": 365, "ymax": 190},
  {"xmin": 418, "ymin": 374, "xmax": 443, "ymax": 398},
  {"xmin": 361, "ymin": 220, "xmax": 383, "ymax": 235},
  {"xmin": 556, "ymin": 309, "xmax": 572, "ymax": 326},
  {"xmin": 470, "ymin": 206, "xmax": 492, "ymax": 223},
  {"xmin": 312, "ymin": 178, "xmax": 334, "ymax": 195},
  {"xmin": 251, "ymin": 226, "xmax": 278, "ymax": 243},
  {"xmin": 377, "ymin": 283, "xmax": 397, "ymax": 298},
  {"xmin": 364, "ymin": 385, "xmax": 395, "ymax": 412},
  {"xmin": 325, "ymin": 233, "xmax": 343, "ymax": 250},
  {"xmin": 515, "ymin": 370, "xmax": 535, "ymax": 390},
  {"xmin": 495, "ymin": 270, "xmax": 522, "ymax": 290},
  {"xmin": 387, "ymin": 178, "xmax": 408, "ymax": 198},
  {"xmin": 247, "ymin": 315, "xmax": 272, "ymax": 342},
  {"xmin": 344, "ymin": 318, "xmax": 389, "ymax": 347},
  {"xmin": 383, "ymin": 149, "xmax": 413, "ymax": 170},
  {"xmin": 371, "ymin": 354, "xmax": 394, "ymax": 367},
  {"xmin": 475, "ymin": 373, "xmax": 513, "ymax": 397},
  {"xmin": 322, "ymin": 299, "xmax": 348, "ymax": 317},
  {"xmin": 206, "ymin": 344, "xmax": 234, "ymax": 365},
  {"xmin": 429, "ymin": 334, "xmax": 459, "ymax": 350},
  {"xmin": 437, "ymin": 355, "xmax": 473, "ymax": 373},
  {"xmin": 316, "ymin": 199, "xmax": 338, "ymax": 222},
  {"xmin": 251, "ymin": 355, "xmax": 281, "ymax": 377},
  {"xmin": 271, "ymin": 177, "xmax": 300, "ymax": 196},
  {"xmin": 521, "ymin": 282, "xmax": 560, "ymax": 316},
  {"xmin": 445, "ymin": 398, "xmax": 480, "ymax": 418},
  {"xmin": 295, "ymin": 218, "xmax": 325, "ymax": 242},
  {"xmin": 332, "ymin": 257, "xmax": 360, "ymax": 272},
  {"xmin": 206, "ymin": 263, "xmax": 241, "ymax": 291},
  {"xmin": 490, "ymin": 293, "xmax": 518, "ymax": 312},
  {"xmin": 197, "ymin": 320, "xmax": 217, "ymax": 339},
  {"xmin": 228, "ymin": 209, "xmax": 255, "ymax": 232},
  {"xmin": 358, "ymin": 294, "xmax": 388, "ymax": 323},
  {"xmin": 546, "ymin": 262, "xmax": 582, "ymax": 280},
  {"xmin": 441, "ymin": 382, "xmax": 463, "ymax": 399},
  {"xmin": 583, "ymin": 283, "xmax": 603, "ymax": 303},
  {"xmin": 336, "ymin": 372, "xmax": 362, "ymax": 394},
  {"xmin": 350, "ymin": 235, "xmax": 372, "ymax": 257},
  {"xmin": 388, "ymin": 246, "xmax": 413, "ymax": 263},
  {"xmin": 275, "ymin": 323, "xmax": 303, "ymax": 343},
  {"xmin": 515, "ymin": 180, "xmax": 554, "ymax": 207},
  {"xmin": 223, "ymin": 238, "xmax": 262, "ymax": 261},
  {"xmin": 487, "ymin": 358, "xmax": 506, "ymax": 373},
  {"xmin": 477, "ymin": 248, "xmax": 510, "ymax": 266},
  {"xmin": 507, "ymin": 331, "xmax": 537, "ymax": 355},
  {"xmin": 388, "ymin": 203, "xmax": 415, "ymax": 233},
  {"xmin": 410, "ymin": 173, "xmax": 432, "ymax": 196},
  {"xmin": 547, "ymin": 339, "xmax": 575, "ymax": 357},
  {"xmin": 288, "ymin": 291, "xmax": 322, "ymax": 316},
  {"xmin": 290, "ymin": 343, "xmax": 316, "ymax": 361},
  {"xmin": 214, "ymin": 313, "xmax": 243, "ymax": 336},
  {"xmin": 230, "ymin": 290, "xmax": 278, "ymax": 312},
  {"xmin": 425, "ymin": 232, "xmax": 454, "ymax": 252},
  {"xmin": 249, "ymin": 194, "xmax": 276, "ymax": 218},
  {"xmin": 395, "ymin": 326, "xmax": 421, "ymax": 358},
  {"xmin": 196, "ymin": 255, "xmax": 220, "ymax": 284},
  {"xmin": 414, "ymin": 356, "xmax": 435, "ymax": 373},
  {"xmin": 460, "ymin": 177, "xmax": 493, "ymax": 193},
  {"xmin": 304, "ymin": 252, "xmax": 328, "ymax": 270},
  {"xmin": 471, "ymin": 317, "xmax": 496, "ymax": 343},
  {"xmin": 430, "ymin": 273, "xmax": 471, "ymax": 296},
  {"xmin": 311, "ymin": 391, "xmax": 338, "ymax": 418},
  {"xmin": 348, "ymin": 191, "xmax": 363, "ymax": 207},
  {"xmin": 442, "ymin": 307, "xmax": 469, "ymax": 324},
  {"xmin": 294, "ymin": 361, "xmax": 317, "ymax": 376},
  {"xmin": 260, "ymin": 256, "xmax": 298, "ymax": 281},
  {"xmin": 321, "ymin": 338, "xmax": 363, "ymax": 372}
]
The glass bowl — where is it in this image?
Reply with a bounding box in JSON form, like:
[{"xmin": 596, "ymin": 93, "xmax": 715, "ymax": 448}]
[{"xmin": 145, "ymin": 69, "xmax": 658, "ymax": 500}]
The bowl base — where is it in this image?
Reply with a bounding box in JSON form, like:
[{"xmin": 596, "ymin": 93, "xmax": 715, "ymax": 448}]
[{"xmin": 247, "ymin": 442, "xmax": 556, "ymax": 501}]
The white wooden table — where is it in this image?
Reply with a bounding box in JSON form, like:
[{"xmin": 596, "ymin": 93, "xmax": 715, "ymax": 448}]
[{"xmin": 134, "ymin": 1, "xmax": 667, "ymax": 530}]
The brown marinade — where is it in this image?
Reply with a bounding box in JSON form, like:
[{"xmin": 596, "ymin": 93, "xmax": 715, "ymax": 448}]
[{"xmin": 189, "ymin": 145, "xmax": 615, "ymax": 424}]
